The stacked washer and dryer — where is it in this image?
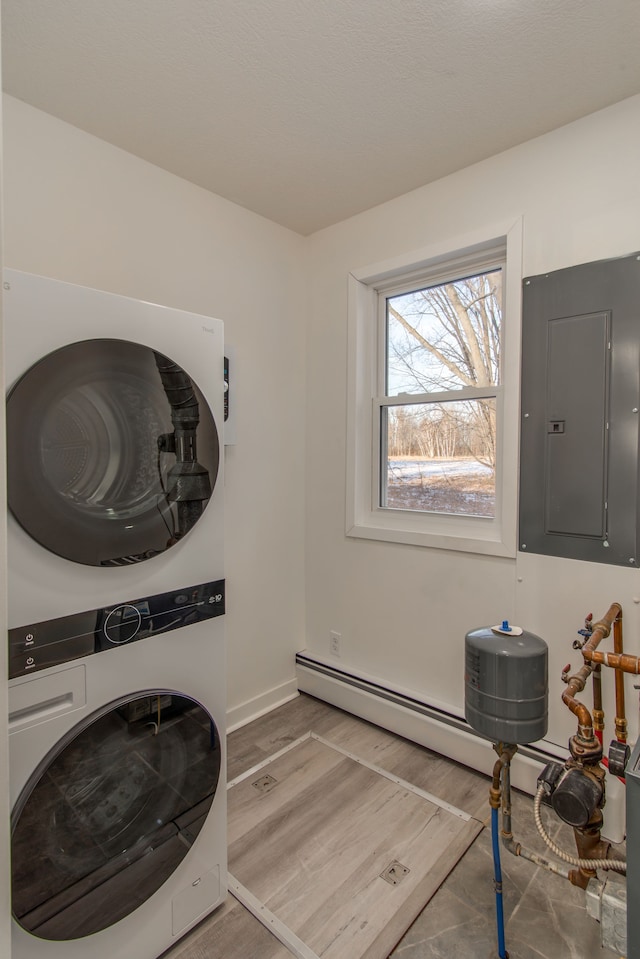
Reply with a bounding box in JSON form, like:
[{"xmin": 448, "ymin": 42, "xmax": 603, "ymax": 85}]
[{"xmin": 4, "ymin": 271, "xmax": 227, "ymax": 959}]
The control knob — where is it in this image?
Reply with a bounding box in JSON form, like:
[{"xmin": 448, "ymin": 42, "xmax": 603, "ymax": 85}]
[{"xmin": 103, "ymin": 604, "xmax": 142, "ymax": 645}]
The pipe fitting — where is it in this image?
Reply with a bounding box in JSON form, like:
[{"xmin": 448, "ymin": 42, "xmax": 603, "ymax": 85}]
[
  {"xmin": 501, "ymin": 832, "xmax": 571, "ymax": 880},
  {"xmin": 584, "ymin": 649, "xmax": 640, "ymax": 674},
  {"xmin": 561, "ymin": 603, "xmax": 623, "ymax": 748},
  {"xmin": 569, "ymin": 734, "xmax": 603, "ymax": 764}
]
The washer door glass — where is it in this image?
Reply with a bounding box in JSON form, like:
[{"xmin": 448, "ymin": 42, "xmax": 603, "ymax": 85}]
[
  {"xmin": 11, "ymin": 692, "xmax": 222, "ymax": 940},
  {"xmin": 7, "ymin": 339, "xmax": 219, "ymax": 566}
]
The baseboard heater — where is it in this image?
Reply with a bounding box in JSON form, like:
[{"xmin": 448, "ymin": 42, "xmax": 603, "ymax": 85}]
[{"xmin": 295, "ymin": 651, "xmax": 565, "ymax": 798}]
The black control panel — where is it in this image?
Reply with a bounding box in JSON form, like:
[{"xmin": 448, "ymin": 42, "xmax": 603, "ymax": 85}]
[
  {"xmin": 224, "ymin": 354, "xmax": 230, "ymax": 422},
  {"xmin": 8, "ymin": 580, "xmax": 225, "ymax": 680}
]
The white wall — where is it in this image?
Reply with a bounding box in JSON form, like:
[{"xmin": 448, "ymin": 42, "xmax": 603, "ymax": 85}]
[
  {"xmin": 4, "ymin": 87, "xmax": 640, "ymax": 800},
  {"xmin": 2, "ymin": 94, "xmax": 307, "ymax": 725},
  {"xmin": 304, "ymin": 94, "xmax": 640, "ymax": 754}
]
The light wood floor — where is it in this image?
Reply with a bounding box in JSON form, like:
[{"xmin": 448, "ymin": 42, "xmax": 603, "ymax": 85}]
[{"xmin": 162, "ymin": 693, "xmax": 490, "ymax": 959}]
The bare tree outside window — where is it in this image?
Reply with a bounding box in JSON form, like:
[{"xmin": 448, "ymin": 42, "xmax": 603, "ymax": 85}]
[{"xmin": 382, "ymin": 269, "xmax": 502, "ymax": 517}]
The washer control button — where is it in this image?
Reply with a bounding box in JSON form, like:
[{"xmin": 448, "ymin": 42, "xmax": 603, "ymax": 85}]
[{"xmin": 103, "ymin": 604, "xmax": 142, "ymax": 645}]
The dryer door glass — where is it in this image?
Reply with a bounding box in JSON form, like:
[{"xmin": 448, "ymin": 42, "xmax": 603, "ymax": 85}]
[
  {"xmin": 7, "ymin": 339, "xmax": 220, "ymax": 566},
  {"xmin": 11, "ymin": 692, "xmax": 222, "ymax": 940}
]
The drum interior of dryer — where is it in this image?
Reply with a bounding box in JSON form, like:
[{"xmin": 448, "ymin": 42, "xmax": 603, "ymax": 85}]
[
  {"xmin": 6, "ymin": 338, "xmax": 219, "ymax": 566},
  {"xmin": 11, "ymin": 692, "xmax": 222, "ymax": 940}
]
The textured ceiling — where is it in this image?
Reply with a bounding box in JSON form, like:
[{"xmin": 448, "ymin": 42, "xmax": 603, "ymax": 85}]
[{"xmin": 3, "ymin": 0, "xmax": 640, "ymax": 235}]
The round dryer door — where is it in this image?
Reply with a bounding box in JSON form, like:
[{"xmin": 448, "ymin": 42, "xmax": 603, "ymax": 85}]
[
  {"xmin": 11, "ymin": 692, "xmax": 222, "ymax": 940},
  {"xmin": 6, "ymin": 339, "xmax": 219, "ymax": 566}
]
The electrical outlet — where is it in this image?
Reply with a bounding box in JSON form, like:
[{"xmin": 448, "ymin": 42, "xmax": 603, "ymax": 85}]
[{"xmin": 330, "ymin": 630, "xmax": 341, "ymax": 656}]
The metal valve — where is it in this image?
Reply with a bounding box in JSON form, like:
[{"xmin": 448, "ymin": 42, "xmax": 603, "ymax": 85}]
[
  {"xmin": 573, "ymin": 613, "xmax": 593, "ymax": 649},
  {"xmin": 607, "ymin": 740, "xmax": 630, "ymax": 778}
]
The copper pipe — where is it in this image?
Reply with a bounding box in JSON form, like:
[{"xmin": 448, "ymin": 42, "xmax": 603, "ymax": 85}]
[
  {"xmin": 613, "ymin": 610, "xmax": 627, "ymax": 743},
  {"xmin": 561, "ymin": 681, "xmax": 593, "ymax": 737},
  {"xmin": 562, "ymin": 667, "xmax": 597, "ymax": 740},
  {"xmin": 570, "ymin": 809, "xmax": 610, "ymax": 889},
  {"xmin": 561, "ymin": 602, "xmax": 621, "ymax": 741},
  {"xmin": 490, "ymin": 757, "xmax": 502, "ymax": 810},
  {"xmin": 584, "ymin": 649, "xmax": 640, "ymax": 675},
  {"xmin": 490, "ymin": 743, "xmax": 517, "ymax": 810},
  {"xmin": 583, "ymin": 603, "xmax": 621, "ymax": 654},
  {"xmin": 591, "ymin": 664, "xmax": 604, "ymax": 738}
]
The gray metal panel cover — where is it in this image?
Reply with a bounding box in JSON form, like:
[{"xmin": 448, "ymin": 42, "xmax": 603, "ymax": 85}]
[
  {"xmin": 520, "ymin": 252, "xmax": 640, "ymax": 567},
  {"xmin": 544, "ymin": 311, "xmax": 609, "ymax": 538},
  {"xmin": 625, "ymin": 737, "xmax": 640, "ymax": 953}
]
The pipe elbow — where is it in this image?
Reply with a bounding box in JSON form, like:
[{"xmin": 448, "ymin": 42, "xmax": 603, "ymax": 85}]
[
  {"xmin": 501, "ymin": 834, "xmax": 520, "ymax": 858},
  {"xmin": 561, "ymin": 689, "xmax": 592, "ymax": 729}
]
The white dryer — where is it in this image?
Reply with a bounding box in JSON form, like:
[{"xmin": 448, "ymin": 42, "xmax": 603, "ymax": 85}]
[
  {"xmin": 4, "ymin": 271, "xmax": 227, "ymax": 959},
  {"xmin": 4, "ymin": 269, "xmax": 225, "ymax": 619}
]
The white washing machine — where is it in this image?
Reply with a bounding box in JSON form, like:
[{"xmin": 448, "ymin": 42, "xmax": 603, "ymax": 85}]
[{"xmin": 4, "ymin": 270, "xmax": 227, "ymax": 959}]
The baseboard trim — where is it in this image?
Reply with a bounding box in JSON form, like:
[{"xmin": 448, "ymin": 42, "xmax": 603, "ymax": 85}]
[
  {"xmin": 295, "ymin": 652, "xmax": 563, "ymax": 797},
  {"xmin": 226, "ymin": 679, "xmax": 299, "ymax": 734}
]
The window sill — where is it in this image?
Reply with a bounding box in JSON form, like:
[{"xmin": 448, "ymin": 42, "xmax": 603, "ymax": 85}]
[{"xmin": 347, "ymin": 512, "xmax": 516, "ymax": 558}]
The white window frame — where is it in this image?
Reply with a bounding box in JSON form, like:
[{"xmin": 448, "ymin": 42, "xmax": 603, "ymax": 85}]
[{"xmin": 346, "ymin": 218, "xmax": 523, "ymax": 557}]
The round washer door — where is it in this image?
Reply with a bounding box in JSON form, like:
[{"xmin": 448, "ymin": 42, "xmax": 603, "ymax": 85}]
[
  {"xmin": 11, "ymin": 692, "xmax": 222, "ymax": 940},
  {"xmin": 7, "ymin": 339, "xmax": 220, "ymax": 566}
]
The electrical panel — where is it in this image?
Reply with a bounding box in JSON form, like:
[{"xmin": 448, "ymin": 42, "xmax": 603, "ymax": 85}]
[{"xmin": 519, "ymin": 252, "xmax": 640, "ymax": 567}]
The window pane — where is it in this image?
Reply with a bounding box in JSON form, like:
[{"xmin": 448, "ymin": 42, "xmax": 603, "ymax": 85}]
[
  {"xmin": 382, "ymin": 400, "xmax": 496, "ymax": 517},
  {"xmin": 386, "ymin": 270, "xmax": 502, "ymax": 396}
]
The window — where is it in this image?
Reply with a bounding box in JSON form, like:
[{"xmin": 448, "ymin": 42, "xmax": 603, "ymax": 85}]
[{"xmin": 347, "ymin": 220, "xmax": 522, "ymax": 556}]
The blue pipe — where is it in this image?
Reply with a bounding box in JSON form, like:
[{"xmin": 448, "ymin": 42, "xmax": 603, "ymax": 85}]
[{"xmin": 491, "ymin": 805, "xmax": 508, "ymax": 958}]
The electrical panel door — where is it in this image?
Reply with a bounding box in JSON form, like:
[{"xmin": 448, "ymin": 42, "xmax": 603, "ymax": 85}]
[{"xmin": 519, "ymin": 252, "xmax": 640, "ymax": 567}]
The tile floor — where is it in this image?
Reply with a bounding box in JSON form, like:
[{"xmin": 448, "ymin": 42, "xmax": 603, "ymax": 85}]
[
  {"xmin": 390, "ymin": 787, "xmax": 613, "ymax": 959},
  {"xmin": 174, "ymin": 692, "xmax": 623, "ymax": 959},
  {"xmin": 245, "ymin": 694, "xmax": 623, "ymax": 958}
]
